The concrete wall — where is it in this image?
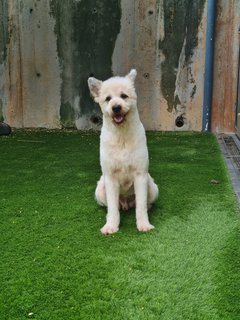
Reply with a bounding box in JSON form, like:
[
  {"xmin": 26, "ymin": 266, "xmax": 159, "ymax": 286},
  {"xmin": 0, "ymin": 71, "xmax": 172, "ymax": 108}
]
[
  {"xmin": 0, "ymin": 0, "xmax": 239, "ymax": 131},
  {"xmin": 212, "ymin": 0, "xmax": 240, "ymax": 133}
]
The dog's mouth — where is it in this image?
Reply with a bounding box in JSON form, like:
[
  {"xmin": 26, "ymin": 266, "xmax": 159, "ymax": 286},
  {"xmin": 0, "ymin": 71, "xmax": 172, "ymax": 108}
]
[{"xmin": 112, "ymin": 114, "xmax": 126, "ymax": 125}]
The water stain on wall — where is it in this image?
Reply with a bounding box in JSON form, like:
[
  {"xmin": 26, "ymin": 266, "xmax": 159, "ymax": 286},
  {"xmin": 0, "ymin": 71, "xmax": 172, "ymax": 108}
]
[
  {"xmin": 50, "ymin": 0, "xmax": 121, "ymax": 128},
  {"xmin": 158, "ymin": 0, "xmax": 205, "ymax": 112},
  {"xmin": 0, "ymin": 0, "xmax": 8, "ymax": 121},
  {"xmin": 0, "ymin": 0, "xmax": 8, "ymax": 64}
]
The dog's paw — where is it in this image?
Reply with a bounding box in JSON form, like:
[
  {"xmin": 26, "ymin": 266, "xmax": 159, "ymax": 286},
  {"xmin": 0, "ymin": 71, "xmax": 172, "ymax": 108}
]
[
  {"xmin": 137, "ymin": 222, "xmax": 155, "ymax": 232},
  {"xmin": 101, "ymin": 224, "xmax": 119, "ymax": 235}
]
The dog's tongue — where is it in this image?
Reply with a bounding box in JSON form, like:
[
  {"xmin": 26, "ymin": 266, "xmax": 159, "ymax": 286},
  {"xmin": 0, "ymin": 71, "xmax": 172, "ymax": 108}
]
[{"xmin": 113, "ymin": 115, "xmax": 124, "ymax": 124}]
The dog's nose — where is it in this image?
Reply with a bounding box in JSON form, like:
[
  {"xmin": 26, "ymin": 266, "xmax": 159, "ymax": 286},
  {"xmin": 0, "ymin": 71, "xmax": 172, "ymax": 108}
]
[{"xmin": 112, "ymin": 105, "xmax": 122, "ymax": 114}]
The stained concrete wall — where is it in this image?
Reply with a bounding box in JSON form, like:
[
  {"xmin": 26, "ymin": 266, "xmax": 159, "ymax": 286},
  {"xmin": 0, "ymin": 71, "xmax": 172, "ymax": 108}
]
[
  {"xmin": 0, "ymin": 0, "xmax": 61, "ymax": 128},
  {"xmin": 0, "ymin": 0, "xmax": 239, "ymax": 131},
  {"xmin": 0, "ymin": 0, "xmax": 8, "ymax": 122}
]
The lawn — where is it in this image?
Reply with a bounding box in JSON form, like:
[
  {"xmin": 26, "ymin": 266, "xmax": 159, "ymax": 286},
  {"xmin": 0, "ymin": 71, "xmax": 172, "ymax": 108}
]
[{"xmin": 0, "ymin": 130, "xmax": 239, "ymax": 320}]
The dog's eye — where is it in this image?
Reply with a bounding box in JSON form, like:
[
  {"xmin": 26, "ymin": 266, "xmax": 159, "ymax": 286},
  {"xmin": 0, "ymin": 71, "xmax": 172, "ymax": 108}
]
[
  {"xmin": 105, "ymin": 96, "xmax": 111, "ymax": 102},
  {"xmin": 120, "ymin": 93, "xmax": 128, "ymax": 99}
]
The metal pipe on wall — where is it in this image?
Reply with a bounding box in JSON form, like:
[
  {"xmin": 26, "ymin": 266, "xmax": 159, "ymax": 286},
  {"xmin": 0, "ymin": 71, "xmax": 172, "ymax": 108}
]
[{"xmin": 202, "ymin": 0, "xmax": 217, "ymax": 132}]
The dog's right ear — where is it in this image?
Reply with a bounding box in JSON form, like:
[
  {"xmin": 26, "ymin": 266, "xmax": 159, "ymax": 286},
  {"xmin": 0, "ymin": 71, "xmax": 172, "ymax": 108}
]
[{"xmin": 88, "ymin": 77, "xmax": 102, "ymax": 102}]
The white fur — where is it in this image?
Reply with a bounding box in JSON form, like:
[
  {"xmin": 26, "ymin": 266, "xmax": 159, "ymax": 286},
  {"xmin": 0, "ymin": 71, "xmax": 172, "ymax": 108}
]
[{"xmin": 88, "ymin": 69, "xmax": 159, "ymax": 234}]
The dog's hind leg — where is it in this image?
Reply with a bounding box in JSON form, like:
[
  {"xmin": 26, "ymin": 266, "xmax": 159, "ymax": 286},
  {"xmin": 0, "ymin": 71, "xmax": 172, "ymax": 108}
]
[
  {"xmin": 147, "ymin": 174, "xmax": 159, "ymax": 207},
  {"xmin": 95, "ymin": 176, "xmax": 107, "ymax": 207}
]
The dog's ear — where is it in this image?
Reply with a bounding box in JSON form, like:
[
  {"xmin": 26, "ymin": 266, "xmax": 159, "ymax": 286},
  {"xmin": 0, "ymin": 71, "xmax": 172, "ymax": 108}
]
[
  {"xmin": 88, "ymin": 77, "xmax": 102, "ymax": 102},
  {"xmin": 127, "ymin": 69, "xmax": 137, "ymax": 82}
]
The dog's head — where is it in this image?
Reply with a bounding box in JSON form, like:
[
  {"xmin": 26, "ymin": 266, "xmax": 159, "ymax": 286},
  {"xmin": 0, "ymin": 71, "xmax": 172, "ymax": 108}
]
[{"xmin": 88, "ymin": 69, "xmax": 137, "ymax": 126}]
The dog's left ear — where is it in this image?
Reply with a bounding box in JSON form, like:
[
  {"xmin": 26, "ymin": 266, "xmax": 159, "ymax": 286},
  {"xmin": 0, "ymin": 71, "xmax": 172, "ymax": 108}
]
[
  {"xmin": 127, "ymin": 69, "xmax": 137, "ymax": 82},
  {"xmin": 88, "ymin": 77, "xmax": 102, "ymax": 102}
]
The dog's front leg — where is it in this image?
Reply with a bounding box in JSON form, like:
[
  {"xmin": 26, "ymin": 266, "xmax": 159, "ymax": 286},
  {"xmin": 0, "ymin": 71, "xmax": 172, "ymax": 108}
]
[
  {"xmin": 134, "ymin": 174, "xmax": 155, "ymax": 232},
  {"xmin": 101, "ymin": 175, "xmax": 120, "ymax": 235}
]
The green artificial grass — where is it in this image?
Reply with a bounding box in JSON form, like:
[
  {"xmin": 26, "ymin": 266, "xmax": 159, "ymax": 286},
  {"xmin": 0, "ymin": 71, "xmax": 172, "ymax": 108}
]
[{"xmin": 0, "ymin": 130, "xmax": 239, "ymax": 320}]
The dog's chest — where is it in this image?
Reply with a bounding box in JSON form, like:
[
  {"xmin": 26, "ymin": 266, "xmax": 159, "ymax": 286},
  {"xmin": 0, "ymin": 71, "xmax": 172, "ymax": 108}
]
[
  {"xmin": 101, "ymin": 143, "xmax": 135, "ymax": 193},
  {"xmin": 112, "ymin": 163, "xmax": 135, "ymax": 194},
  {"xmin": 100, "ymin": 127, "xmax": 148, "ymax": 180},
  {"xmin": 102, "ymin": 138, "xmax": 140, "ymax": 168}
]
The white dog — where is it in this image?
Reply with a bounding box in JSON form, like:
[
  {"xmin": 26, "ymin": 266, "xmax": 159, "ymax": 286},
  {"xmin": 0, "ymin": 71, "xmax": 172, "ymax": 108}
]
[{"xmin": 88, "ymin": 69, "xmax": 159, "ymax": 234}]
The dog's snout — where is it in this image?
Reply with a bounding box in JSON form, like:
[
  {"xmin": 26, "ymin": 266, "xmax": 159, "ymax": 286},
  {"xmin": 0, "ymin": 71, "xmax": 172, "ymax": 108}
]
[{"xmin": 112, "ymin": 105, "xmax": 122, "ymax": 114}]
